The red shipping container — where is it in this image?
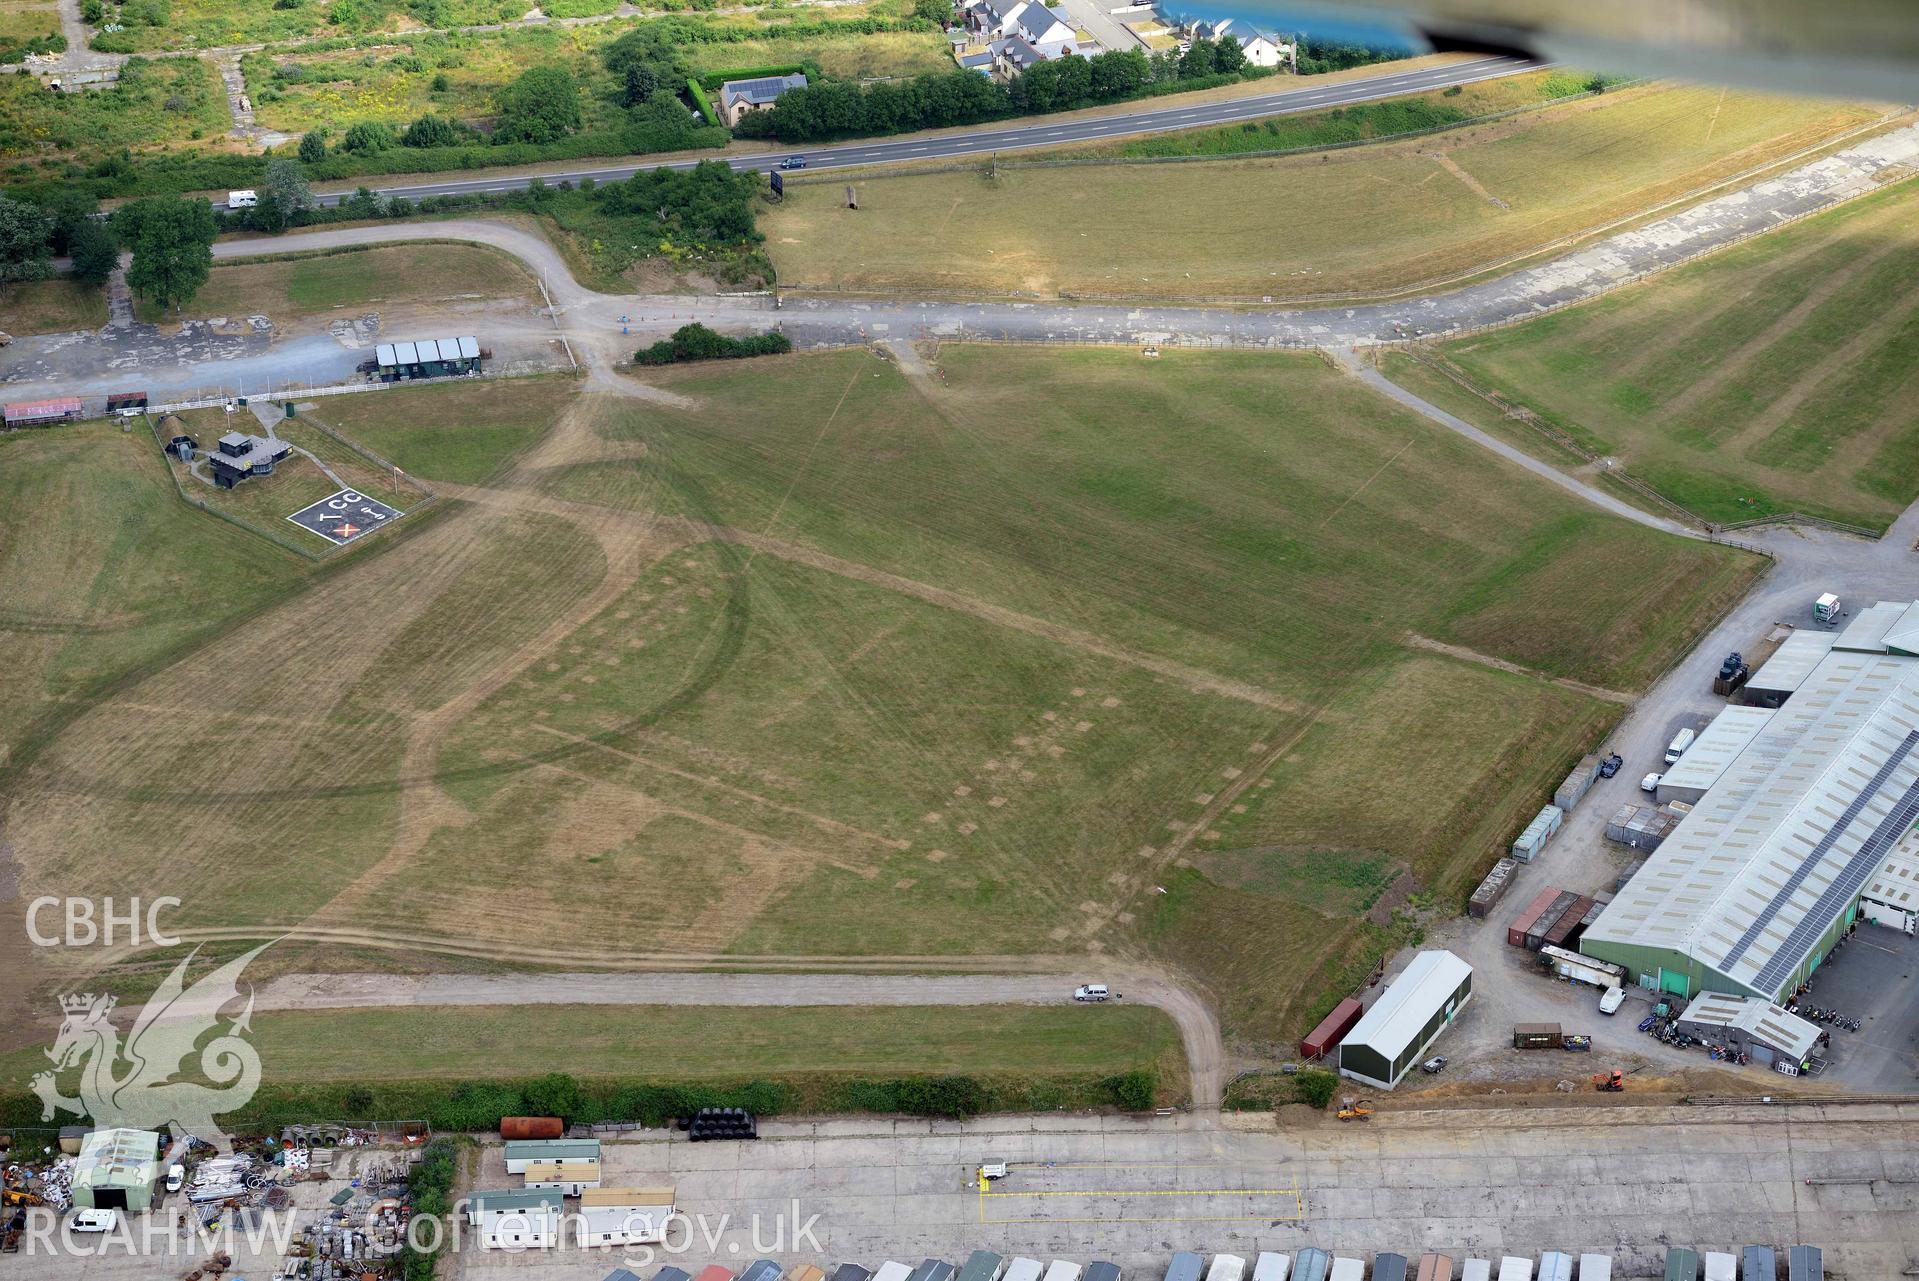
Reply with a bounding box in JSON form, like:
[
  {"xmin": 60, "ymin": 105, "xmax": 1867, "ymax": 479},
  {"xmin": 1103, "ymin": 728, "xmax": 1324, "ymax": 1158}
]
[
  {"xmin": 1300, "ymin": 997, "xmax": 1364, "ymax": 1060},
  {"xmin": 1506, "ymin": 885, "xmax": 1562, "ymax": 948}
]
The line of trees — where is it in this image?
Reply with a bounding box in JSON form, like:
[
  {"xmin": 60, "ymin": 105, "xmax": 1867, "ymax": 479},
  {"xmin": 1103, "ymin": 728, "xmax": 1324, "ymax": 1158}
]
[
  {"xmin": 634, "ymin": 322, "xmax": 791, "ymax": 365},
  {"xmin": 732, "ymin": 41, "xmax": 1275, "ymax": 144}
]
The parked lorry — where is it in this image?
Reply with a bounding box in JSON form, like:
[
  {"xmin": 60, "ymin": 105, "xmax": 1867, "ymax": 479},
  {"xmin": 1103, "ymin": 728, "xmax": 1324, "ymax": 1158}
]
[{"xmin": 1813, "ymin": 593, "xmax": 1841, "ymax": 624}]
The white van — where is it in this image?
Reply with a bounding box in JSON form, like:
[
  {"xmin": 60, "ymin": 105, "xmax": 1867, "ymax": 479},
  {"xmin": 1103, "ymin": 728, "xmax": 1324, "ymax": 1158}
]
[
  {"xmin": 1073, "ymin": 984, "xmax": 1109, "ymax": 1002},
  {"xmin": 1206, "ymin": 1257, "xmax": 1246, "ymax": 1281},
  {"xmin": 1665, "ymin": 728, "xmax": 1696, "ymax": 765},
  {"xmin": 69, "ymin": 1209, "xmax": 119, "ymax": 1233},
  {"xmin": 226, "ymin": 189, "xmax": 258, "ymax": 208}
]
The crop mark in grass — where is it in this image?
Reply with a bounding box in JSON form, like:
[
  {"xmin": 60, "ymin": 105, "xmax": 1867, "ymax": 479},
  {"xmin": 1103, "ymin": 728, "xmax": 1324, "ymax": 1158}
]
[
  {"xmin": 1318, "ymin": 436, "xmax": 1418, "ymax": 528},
  {"xmin": 1738, "ymin": 276, "xmax": 1919, "ymax": 458},
  {"xmin": 1668, "ymin": 235, "xmax": 1912, "ymax": 433},
  {"xmin": 695, "ymin": 524, "xmax": 1302, "ymax": 714},
  {"xmin": 1402, "ymin": 633, "xmax": 1636, "ymax": 704},
  {"xmin": 1429, "ymin": 151, "xmax": 1508, "ymax": 209},
  {"xmin": 528, "ymin": 721, "xmax": 912, "ymax": 852}
]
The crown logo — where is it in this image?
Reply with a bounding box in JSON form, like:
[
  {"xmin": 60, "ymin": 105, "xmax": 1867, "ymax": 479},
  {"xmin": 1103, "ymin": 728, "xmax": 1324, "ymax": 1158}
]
[{"xmin": 60, "ymin": 992, "xmax": 111, "ymax": 1016}]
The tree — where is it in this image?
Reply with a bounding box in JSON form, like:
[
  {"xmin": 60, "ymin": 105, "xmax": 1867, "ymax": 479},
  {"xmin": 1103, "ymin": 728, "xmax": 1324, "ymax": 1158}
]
[
  {"xmin": 911, "ymin": 0, "xmax": 949, "ymax": 23},
  {"xmin": 400, "ymin": 112, "xmax": 459, "ymax": 148},
  {"xmin": 522, "ymin": 1072, "xmax": 585, "ymax": 1122},
  {"xmin": 298, "ymin": 128, "xmax": 328, "ymax": 162},
  {"xmin": 493, "ymin": 65, "xmax": 581, "ymax": 145},
  {"xmin": 0, "ymin": 194, "xmax": 55, "ymax": 282},
  {"xmin": 116, "ymin": 196, "xmax": 216, "ymax": 312},
  {"xmin": 341, "ymin": 120, "xmax": 393, "ymax": 154},
  {"xmin": 262, "ymin": 156, "xmax": 314, "ymax": 217},
  {"xmin": 620, "ymin": 61, "xmax": 658, "ymax": 108},
  {"xmin": 68, "ymin": 217, "xmax": 119, "ymax": 286},
  {"xmin": 1089, "ymin": 48, "xmax": 1149, "ymax": 100},
  {"xmin": 1213, "ymin": 35, "xmax": 1246, "ymax": 74},
  {"xmin": 1295, "ymin": 1067, "xmax": 1339, "ymax": 1109},
  {"xmin": 1179, "ymin": 36, "xmax": 1217, "ymax": 78}
]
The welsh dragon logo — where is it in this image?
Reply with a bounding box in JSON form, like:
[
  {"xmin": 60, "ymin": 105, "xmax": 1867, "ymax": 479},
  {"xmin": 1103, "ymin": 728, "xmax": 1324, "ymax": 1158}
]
[{"xmin": 31, "ymin": 944, "xmax": 272, "ymax": 1148}]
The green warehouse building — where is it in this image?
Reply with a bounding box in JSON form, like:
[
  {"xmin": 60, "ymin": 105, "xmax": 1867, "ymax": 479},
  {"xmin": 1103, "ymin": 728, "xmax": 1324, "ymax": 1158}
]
[
  {"xmin": 72, "ymin": 1128, "xmax": 162, "ymax": 1213},
  {"xmin": 1582, "ymin": 599, "xmax": 1919, "ymax": 1003}
]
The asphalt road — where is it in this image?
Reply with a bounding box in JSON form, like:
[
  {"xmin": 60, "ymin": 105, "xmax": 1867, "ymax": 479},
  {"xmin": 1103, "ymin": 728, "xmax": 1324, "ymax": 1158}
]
[{"xmin": 290, "ymin": 56, "xmax": 1533, "ymax": 209}]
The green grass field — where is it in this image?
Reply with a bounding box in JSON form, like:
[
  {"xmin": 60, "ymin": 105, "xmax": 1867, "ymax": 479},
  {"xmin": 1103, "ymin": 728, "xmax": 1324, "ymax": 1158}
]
[
  {"xmin": 313, "ymin": 373, "xmax": 575, "ymax": 485},
  {"xmin": 1434, "ymin": 177, "xmax": 1919, "ymax": 530},
  {"xmin": 764, "ymin": 83, "xmax": 1880, "ymax": 300},
  {"xmin": 0, "ymin": 1002, "xmax": 1179, "ymax": 1085},
  {"xmin": 2, "ymin": 349, "xmax": 1759, "ymax": 1045},
  {"xmin": 0, "ymin": 421, "xmax": 314, "ymax": 781},
  {"xmin": 134, "ymin": 243, "xmax": 539, "ymax": 326},
  {"xmin": 0, "ymin": 277, "xmax": 110, "ymax": 336}
]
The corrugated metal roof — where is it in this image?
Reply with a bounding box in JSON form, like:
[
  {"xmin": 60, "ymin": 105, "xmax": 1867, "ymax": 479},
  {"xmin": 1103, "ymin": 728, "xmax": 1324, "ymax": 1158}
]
[
  {"xmin": 1677, "ymin": 991, "xmax": 1819, "ymax": 1059},
  {"xmin": 1865, "ymin": 844, "xmax": 1919, "ymax": 908},
  {"xmin": 1584, "ymin": 602, "xmax": 1919, "ymax": 999},
  {"xmin": 1340, "ymin": 949, "xmax": 1471, "ymax": 1061},
  {"xmin": 459, "ymin": 335, "xmax": 480, "ymax": 359},
  {"xmin": 4, "ymin": 396, "xmax": 83, "ymax": 420},
  {"xmin": 1658, "ymin": 706, "xmax": 1776, "ymax": 796},
  {"xmin": 1834, "ymin": 600, "xmax": 1910, "ymax": 653},
  {"xmin": 504, "ymin": 1138, "xmax": 599, "ymax": 1160},
  {"xmin": 468, "ymin": 1189, "xmax": 564, "ymax": 1214},
  {"xmin": 394, "ymin": 341, "xmax": 420, "ymax": 364},
  {"xmin": 1745, "ymin": 628, "xmax": 1838, "ymax": 694},
  {"xmin": 375, "ymin": 343, "xmax": 396, "ymax": 366},
  {"xmin": 581, "ymin": 1187, "xmax": 675, "ymax": 1207}
]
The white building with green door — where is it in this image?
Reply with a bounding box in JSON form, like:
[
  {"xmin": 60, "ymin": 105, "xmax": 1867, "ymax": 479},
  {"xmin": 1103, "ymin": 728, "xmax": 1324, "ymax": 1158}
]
[{"xmin": 1582, "ymin": 600, "xmax": 1919, "ymax": 1003}]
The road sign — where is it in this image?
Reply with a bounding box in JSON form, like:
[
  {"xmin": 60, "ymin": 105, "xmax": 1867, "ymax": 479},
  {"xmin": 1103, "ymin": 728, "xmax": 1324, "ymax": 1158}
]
[{"xmin": 770, "ymin": 169, "xmax": 784, "ymax": 199}]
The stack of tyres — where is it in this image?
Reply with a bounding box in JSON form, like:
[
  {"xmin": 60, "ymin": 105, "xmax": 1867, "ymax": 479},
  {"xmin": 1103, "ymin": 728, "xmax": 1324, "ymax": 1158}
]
[{"xmin": 688, "ymin": 1107, "xmax": 758, "ymax": 1141}]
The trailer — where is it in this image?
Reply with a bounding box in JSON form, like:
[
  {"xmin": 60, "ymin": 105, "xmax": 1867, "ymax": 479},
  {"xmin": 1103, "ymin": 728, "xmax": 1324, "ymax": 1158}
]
[
  {"xmin": 1738, "ymin": 1251, "xmax": 1773, "ymax": 1281},
  {"xmin": 1496, "ymin": 1260, "xmax": 1532, "ymax": 1281},
  {"xmin": 1461, "ymin": 1264, "xmax": 1491, "ymax": 1281},
  {"xmin": 958, "ymin": 1253, "xmax": 1006, "ymax": 1281},
  {"xmin": 1539, "ymin": 944, "xmax": 1626, "ymax": 989},
  {"xmin": 1786, "ymin": 1246, "xmax": 1821, "ymax": 1281},
  {"xmin": 1416, "ymin": 1255, "xmax": 1453, "ymax": 1281},
  {"xmin": 1703, "ymin": 1255, "xmax": 1735, "ymax": 1281},
  {"xmin": 1206, "ymin": 1256, "xmax": 1246, "ymax": 1281},
  {"xmin": 1538, "ymin": 1254, "xmax": 1573, "ymax": 1281},
  {"xmin": 1577, "ymin": 1257, "xmax": 1610, "ymax": 1281},
  {"xmin": 1163, "ymin": 1255, "xmax": 1203, "ymax": 1281},
  {"xmin": 1373, "ymin": 1255, "xmax": 1408, "ymax": 1281},
  {"xmin": 1664, "ymin": 1249, "xmax": 1700, "ymax": 1281},
  {"xmin": 1005, "ymin": 1261, "xmax": 1045, "ymax": 1281},
  {"xmin": 1329, "ymin": 1260, "xmax": 1363, "ymax": 1281}
]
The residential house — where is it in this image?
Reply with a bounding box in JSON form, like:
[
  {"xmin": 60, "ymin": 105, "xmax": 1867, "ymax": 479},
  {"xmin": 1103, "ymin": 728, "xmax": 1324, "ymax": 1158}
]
[
  {"xmin": 717, "ymin": 73, "xmax": 808, "ymax": 127},
  {"xmin": 1194, "ymin": 18, "xmax": 1292, "ymax": 67}
]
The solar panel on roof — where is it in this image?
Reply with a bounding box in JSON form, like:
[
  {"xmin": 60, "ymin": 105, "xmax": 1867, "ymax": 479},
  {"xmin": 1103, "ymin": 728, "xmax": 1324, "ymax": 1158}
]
[{"xmin": 1722, "ymin": 730, "xmax": 1919, "ymax": 983}]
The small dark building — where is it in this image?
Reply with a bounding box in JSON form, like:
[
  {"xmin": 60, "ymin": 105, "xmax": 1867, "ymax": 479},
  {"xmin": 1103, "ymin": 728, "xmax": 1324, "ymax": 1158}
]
[
  {"xmin": 166, "ymin": 434, "xmax": 198, "ymax": 462},
  {"xmin": 206, "ymin": 431, "xmax": 291, "ymax": 489},
  {"xmin": 375, "ymin": 336, "xmax": 481, "ymax": 382}
]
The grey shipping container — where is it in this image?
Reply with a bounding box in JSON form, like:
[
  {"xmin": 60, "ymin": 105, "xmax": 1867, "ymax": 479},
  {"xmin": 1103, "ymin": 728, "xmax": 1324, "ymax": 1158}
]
[
  {"xmin": 1555, "ymin": 755, "xmax": 1600, "ymax": 811},
  {"xmin": 1470, "ymin": 857, "xmax": 1521, "ymax": 917},
  {"xmin": 830, "ymin": 1268, "xmax": 873, "ymax": 1281},
  {"xmin": 1164, "ymin": 1255, "xmax": 1205, "ymax": 1281},
  {"xmin": 1374, "ymin": 1256, "xmax": 1409, "ymax": 1281},
  {"xmin": 1085, "ymin": 1266, "xmax": 1123, "ymax": 1281},
  {"xmin": 1665, "ymin": 1249, "xmax": 1700, "ymax": 1281},
  {"xmin": 1606, "ymin": 804, "xmax": 1680, "ymax": 850},
  {"xmin": 910, "ymin": 1261, "xmax": 956, "ymax": 1281},
  {"xmin": 1739, "ymin": 1249, "xmax": 1774, "ymax": 1281},
  {"xmin": 1786, "ymin": 1247, "xmax": 1821, "ymax": 1281},
  {"xmin": 1293, "ymin": 1252, "xmax": 1329, "ymax": 1281}
]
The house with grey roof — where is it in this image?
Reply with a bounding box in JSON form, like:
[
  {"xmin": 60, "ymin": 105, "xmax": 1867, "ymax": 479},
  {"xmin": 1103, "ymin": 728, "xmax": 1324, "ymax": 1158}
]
[
  {"xmin": 1194, "ymin": 18, "xmax": 1292, "ymax": 66},
  {"xmin": 718, "ymin": 73, "xmax": 808, "ymax": 127}
]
